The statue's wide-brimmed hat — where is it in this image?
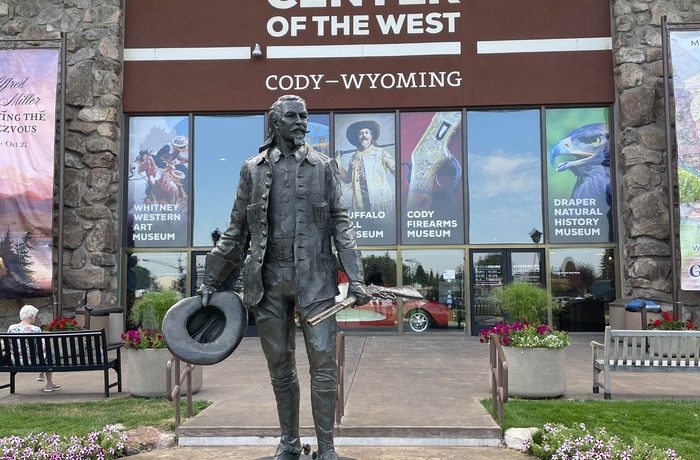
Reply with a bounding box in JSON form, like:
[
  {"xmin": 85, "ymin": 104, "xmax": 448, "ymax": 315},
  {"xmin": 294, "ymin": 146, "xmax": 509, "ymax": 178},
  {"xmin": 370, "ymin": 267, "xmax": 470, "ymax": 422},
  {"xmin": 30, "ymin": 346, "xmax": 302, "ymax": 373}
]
[
  {"xmin": 346, "ymin": 120, "xmax": 381, "ymax": 148},
  {"xmin": 162, "ymin": 291, "xmax": 247, "ymax": 365}
]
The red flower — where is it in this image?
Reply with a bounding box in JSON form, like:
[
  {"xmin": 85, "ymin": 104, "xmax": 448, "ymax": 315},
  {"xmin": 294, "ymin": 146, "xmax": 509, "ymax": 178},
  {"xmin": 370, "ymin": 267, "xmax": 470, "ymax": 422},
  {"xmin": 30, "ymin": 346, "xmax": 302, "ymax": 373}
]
[{"xmin": 654, "ymin": 320, "xmax": 661, "ymax": 327}]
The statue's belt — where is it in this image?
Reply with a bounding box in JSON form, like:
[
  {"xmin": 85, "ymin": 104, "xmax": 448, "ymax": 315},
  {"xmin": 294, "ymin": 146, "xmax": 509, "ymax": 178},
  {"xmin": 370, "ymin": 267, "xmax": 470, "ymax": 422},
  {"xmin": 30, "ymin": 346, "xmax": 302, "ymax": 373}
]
[{"xmin": 267, "ymin": 238, "xmax": 295, "ymax": 266}]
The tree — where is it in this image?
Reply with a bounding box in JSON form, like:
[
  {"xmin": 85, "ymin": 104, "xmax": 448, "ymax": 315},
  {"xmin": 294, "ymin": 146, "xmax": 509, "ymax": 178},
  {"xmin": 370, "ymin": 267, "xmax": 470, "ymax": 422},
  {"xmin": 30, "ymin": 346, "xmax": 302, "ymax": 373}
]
[
  {"xmin": 0, "ymin": 227, "xmax": 33, "ymax": 284},
  {"xmin": 414, "ymin": 264, "xmax": 428, "ymax": 286},
  {"xmin": 361, "ymin": 253, "xmax": 397, "ymax": 286},
  {"xmin": 14, "ymin": 231, "xmax": 35, "ymax": 280}
]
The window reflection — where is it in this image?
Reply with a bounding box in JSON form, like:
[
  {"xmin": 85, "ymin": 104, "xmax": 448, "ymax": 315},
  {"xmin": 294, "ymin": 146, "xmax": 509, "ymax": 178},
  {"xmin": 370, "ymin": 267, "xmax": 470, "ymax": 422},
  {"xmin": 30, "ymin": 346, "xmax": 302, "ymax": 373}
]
[
  {"xmin": 402, "ymin": 250, "xmax": 466, "ymax": 332},
  {"xmin": 467, "ymin": 110, "xmax": 542, "ymax": 243},
  {"xmin": 125, "ymin": 252, "xmax": 187, "ymax": 325},
  {"xmin": 550, "ymin": 248, "xmax": 615, "ymax": 332},
  {"xmin": 193, "ymin": 115, "xmax": 264, "ymax": 247},
  {"xmin": 336, "ymin": 251, "xmax": 398, "ymax": 332}
]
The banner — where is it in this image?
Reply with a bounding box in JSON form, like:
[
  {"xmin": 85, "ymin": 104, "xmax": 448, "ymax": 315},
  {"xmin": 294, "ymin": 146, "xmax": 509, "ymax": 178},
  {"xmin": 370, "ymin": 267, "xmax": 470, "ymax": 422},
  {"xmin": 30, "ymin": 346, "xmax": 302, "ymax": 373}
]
[
  {"xmin": 0, "ymin": 49, "xmax": 59, "ymax": 300},
  {"xmin": 400, "ymin": 111, "xmax": 463, "ymax": 245},
  {"xmin": 127, "ymin": 116, "xmax": 189, "ymax": 247},
  {"xmin": 670, "ymin": 31, "xmax": 700, "ymax": 290},
  {"xmin": 545, "ymin": 108, "xmax": 612, "ymax": 244},
  {"xmin": 334, "ymin": 113, "xmax": 397, "ymax": 245}
]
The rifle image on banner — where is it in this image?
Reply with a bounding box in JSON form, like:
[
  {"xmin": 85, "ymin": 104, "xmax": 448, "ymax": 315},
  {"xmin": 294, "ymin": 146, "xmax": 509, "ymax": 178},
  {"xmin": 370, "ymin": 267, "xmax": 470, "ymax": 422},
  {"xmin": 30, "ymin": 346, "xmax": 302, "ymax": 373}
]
[
  {"xmin": 335, "ymin": 143, "xmax": 395, "ymax": 156},
  {"xmin": 307, "ymin": 284, "xmax": 424, "ymax": 327}
]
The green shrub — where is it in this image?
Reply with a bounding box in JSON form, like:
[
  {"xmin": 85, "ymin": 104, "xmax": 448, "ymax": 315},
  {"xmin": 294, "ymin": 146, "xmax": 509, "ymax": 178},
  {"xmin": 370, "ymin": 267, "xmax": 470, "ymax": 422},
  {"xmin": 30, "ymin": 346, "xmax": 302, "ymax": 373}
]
[
  {"xmin": 489, "ymin": 281, "xmax": 553, "ymax": 325},
  {"xmin": 129, "ymin": 289, "xmax": 181, "ymax": 330}
]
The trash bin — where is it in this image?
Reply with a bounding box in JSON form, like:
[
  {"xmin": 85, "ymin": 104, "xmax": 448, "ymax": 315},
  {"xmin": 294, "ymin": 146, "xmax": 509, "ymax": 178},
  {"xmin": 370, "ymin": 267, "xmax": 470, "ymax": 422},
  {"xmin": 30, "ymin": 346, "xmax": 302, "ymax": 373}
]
[
  {"xmin": 76, "ymin": 304, "xmax": 125, "ymax": 346},
  {"xmin": 570, "ymin": 299, "xmax": 605, "ymax": 332},
  {"xmin": 624, "ymin": 299, "xmax": 662, "ymax": 330}
]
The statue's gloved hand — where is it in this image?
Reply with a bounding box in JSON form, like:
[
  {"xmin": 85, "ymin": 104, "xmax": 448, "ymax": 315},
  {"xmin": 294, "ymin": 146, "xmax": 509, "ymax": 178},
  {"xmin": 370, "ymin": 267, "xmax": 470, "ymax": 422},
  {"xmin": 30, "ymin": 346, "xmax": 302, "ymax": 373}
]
[
  {"xmin": 197, "ymin": 284, "xmax": 217, "ymax": 307},
  {"xmin": 348, "ymin": 281, "xmax": 371, "ymax": 307}
]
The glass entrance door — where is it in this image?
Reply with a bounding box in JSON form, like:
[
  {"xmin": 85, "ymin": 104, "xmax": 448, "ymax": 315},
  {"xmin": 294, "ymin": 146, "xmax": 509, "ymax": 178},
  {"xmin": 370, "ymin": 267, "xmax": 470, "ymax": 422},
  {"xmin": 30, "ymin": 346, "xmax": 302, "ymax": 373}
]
[{"xmin": 469, "ymin": 249, "xmax": 544, "ymax": 335}]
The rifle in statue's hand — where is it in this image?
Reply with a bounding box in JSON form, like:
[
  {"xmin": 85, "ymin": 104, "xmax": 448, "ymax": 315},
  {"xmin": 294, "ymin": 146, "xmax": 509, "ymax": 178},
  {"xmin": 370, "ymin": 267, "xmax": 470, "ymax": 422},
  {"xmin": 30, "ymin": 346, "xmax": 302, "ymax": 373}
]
[{"xmin": 307, "ymin": 284, "xmax": 424, "ymax": 327}]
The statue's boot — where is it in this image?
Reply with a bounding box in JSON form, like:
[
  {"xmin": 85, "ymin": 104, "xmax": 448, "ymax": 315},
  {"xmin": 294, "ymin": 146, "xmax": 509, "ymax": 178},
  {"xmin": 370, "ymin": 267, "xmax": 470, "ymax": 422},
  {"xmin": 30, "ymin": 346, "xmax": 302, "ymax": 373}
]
[
  {"xmin": 272, "ymin": 377, "xmax": 302, "ymax": 460},
  {"xmin": 311, "ymin": 382, "xmax": 340, "ymax": 460}
]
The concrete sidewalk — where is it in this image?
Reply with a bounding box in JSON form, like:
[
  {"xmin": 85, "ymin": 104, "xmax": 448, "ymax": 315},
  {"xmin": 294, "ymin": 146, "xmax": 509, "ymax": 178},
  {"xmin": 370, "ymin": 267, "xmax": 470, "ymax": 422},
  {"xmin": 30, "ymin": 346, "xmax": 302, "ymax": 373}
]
[{"xmin": 2, "ymin": 331, "xmax": 700, "ymax": 459}]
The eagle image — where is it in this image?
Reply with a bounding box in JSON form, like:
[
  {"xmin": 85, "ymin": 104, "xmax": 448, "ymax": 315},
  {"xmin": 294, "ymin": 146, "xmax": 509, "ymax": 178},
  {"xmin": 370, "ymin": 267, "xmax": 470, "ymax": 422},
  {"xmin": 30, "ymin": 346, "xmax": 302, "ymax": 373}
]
[{"xmin": 549, "ymin": 123, "xmax": 611, "ymax": 206}]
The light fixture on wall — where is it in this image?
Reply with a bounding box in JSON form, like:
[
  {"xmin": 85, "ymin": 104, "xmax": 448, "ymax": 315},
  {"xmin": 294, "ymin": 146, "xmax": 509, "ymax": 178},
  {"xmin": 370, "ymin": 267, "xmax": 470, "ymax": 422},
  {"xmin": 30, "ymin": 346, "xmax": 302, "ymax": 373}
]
[
  {"xmin": 529, "ymin": 228, "xmax": 543, "ymax": 244},
  {"xmin": 252, "ymin": 43, "xmax": 262, "ymax": 58}
]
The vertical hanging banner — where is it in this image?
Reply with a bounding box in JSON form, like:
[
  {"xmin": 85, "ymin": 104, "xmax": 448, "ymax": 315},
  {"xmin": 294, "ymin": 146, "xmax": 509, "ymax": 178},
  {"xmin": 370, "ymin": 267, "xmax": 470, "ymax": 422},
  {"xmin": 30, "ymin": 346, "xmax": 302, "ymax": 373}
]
[
  {"xmin": 127, "ymin": 116, "xmax": 189, "ymax": 247},
  {"xmin": 334, "ymin": 113, "xmax": 397, "ymax": 245},
  {"xmin": 0, "ymin": 49, "xmax": 58, "ymax": 300},
  {"xmin": 670, "ymin": 30, "xmax": 700, "ymax": 290},
  {"xmin": 545, "ymin": 107, "xmax": 612, "ymax": 244},
  {"xmin": 400, "ymin": 111, "xmax": 464, "ymax": 245}
]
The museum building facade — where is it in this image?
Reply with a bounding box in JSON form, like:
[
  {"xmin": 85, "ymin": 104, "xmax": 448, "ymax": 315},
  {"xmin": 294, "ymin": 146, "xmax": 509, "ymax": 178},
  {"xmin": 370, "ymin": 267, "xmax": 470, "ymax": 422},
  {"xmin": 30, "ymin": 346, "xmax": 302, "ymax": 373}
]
[{"xmin": 1, "ymin": 0, "xmax": 698, "ymax": 335}]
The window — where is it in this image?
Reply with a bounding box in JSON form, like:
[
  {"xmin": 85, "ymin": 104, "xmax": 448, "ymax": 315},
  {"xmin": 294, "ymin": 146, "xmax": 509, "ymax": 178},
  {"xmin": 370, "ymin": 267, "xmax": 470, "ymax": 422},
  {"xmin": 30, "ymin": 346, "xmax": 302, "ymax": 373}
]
[
  {"xmin": 192, "ymin": 115, "xmax": 264, "ymax": 247},
  {"xmin": 468, "ymin": 110, "xmax": 542, "ymax": 244}
]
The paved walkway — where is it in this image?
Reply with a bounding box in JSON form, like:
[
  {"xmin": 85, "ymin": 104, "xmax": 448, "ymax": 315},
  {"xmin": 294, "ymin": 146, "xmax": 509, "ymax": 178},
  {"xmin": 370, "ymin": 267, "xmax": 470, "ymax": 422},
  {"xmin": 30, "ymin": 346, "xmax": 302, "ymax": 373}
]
[{"xmin": 2, "ymin": 331, "xmax": 700, "ymax": 459}]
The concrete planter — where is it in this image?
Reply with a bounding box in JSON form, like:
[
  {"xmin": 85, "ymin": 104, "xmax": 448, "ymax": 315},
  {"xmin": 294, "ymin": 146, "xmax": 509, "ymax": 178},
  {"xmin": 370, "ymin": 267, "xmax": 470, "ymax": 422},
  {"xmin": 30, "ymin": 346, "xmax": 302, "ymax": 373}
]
[
  {"xmin": 502, "ymin": 347, "xmax": 566, "ymax": 399},
  {"xmin": 127, "ymin": 348, "xmax": 203, "ymax": 397}
]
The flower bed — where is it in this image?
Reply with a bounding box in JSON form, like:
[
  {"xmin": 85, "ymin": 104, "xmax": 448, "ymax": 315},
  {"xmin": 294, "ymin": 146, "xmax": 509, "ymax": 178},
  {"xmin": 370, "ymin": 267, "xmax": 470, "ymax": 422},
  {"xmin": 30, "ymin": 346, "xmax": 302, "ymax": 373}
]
[
  {"xmin": 648, "ymin": 311, "xmax": 695, "ymax": 331},
  {"xmin": 480, "ymin": 322, "xmax": 570, "ymax": 349},
  {"xmin": 0, "ymin": 425, "xmax": 127, "ymax": 459},
  {"xmin": 121, "ymin": 328, "xmax": 166, "ymax": 349},
  {"xmin": 42, "ymin": 316, "xmax": 82, "ymax": 332},
  {"xmin": 527, "ymin": 422, "xmax": 683, "ymax": 460}
]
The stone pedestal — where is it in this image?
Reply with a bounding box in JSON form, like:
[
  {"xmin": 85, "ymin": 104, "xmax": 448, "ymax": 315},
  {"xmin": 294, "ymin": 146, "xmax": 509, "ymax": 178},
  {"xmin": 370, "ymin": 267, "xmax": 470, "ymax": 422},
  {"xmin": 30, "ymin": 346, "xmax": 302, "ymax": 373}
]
[
  {"xmin": 127, "ymin": 348, "xmax": 203, "ymax": 397},
  {"xmin": 501, "ymin": 347, "xmax": 566, "ymax": 399}
]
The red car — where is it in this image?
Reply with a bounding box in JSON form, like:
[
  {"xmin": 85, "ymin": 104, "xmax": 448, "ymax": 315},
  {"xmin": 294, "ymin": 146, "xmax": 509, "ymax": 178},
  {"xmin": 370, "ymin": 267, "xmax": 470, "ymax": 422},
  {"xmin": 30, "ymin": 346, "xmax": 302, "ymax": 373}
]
[{"xmin": 336, "ymin": 298, "xmax": 453, "ymax": 332}]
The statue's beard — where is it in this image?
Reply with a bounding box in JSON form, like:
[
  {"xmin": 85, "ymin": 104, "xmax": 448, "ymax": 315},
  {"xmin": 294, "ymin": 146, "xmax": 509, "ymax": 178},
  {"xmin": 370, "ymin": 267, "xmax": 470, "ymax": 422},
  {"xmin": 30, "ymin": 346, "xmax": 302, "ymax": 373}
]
[
  {"xmin": 360, "ymin": 138, "xmax": 371, "ymax": 149},
  {"xmin": 294, "ymin": 133, "xmax": 305, "ymax": 146}
]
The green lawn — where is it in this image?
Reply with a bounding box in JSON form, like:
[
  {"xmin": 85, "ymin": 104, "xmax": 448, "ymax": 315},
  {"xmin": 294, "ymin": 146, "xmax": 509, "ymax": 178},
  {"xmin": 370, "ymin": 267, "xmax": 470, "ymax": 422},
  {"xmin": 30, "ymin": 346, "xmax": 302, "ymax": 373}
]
[
  {"xmin": 484, "ymin": 398, "xmax": 700, "ymax": 460},
  {"xmin": 0, "ymin": 397, "xmax": 210, "ymax": 438}
]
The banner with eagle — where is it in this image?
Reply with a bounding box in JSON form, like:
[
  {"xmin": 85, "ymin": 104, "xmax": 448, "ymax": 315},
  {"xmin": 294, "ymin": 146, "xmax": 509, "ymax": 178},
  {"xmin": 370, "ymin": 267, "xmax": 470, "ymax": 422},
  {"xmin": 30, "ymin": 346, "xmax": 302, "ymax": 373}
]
[
  {"xmin": 545, "ymin": 108, "xmax": 613, "ymax": 245},
  {"xmin": 670, "ymin": 30, "xmax": 700, "ymax": 290},
  {"xmin": 0, "ymin": 49, "xmax": 58, "ymax": 300}
]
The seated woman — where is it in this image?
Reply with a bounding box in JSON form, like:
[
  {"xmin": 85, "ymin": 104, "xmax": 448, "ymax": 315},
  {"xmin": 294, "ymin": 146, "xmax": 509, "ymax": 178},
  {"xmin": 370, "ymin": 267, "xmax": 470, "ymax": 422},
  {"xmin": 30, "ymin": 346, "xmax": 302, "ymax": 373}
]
[{"xmin": 7, "ymin": 305, "xmax": 61, "ymax": 393}]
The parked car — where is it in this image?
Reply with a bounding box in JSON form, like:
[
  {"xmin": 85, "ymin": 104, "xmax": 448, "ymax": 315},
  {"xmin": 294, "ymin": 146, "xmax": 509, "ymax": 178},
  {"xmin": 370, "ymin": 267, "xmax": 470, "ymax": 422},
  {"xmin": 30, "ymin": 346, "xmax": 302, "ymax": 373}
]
[{"xmin": 335, "ymin": 298, "xmax": 453, "ymax": 332}]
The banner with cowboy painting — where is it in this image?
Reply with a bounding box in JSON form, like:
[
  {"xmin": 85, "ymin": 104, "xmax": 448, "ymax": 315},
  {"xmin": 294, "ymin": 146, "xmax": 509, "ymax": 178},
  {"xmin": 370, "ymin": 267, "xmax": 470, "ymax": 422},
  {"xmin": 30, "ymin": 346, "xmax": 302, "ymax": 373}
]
[
  {"xmin": 0, "ymin": 49, "xmax": 58, "ymax": 300},
  {"xmin": 400, "ymin": 111, "xmax": 464, "ymax": 245},
  {"xmin": 127, "ymin": 116, "xmax": 189, "ymax": 247},
  {"xmin": 333, "ymin": 113, "xmax": 397, "ymax": 245}
]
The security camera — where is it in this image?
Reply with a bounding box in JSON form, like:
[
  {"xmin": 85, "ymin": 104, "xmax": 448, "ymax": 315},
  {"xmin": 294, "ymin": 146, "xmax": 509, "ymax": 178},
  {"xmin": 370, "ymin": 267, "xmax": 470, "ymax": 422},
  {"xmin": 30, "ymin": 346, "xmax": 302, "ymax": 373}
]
[{"xmin": 252, "ymin": 44, "xmax": 262, "ymax": 58}]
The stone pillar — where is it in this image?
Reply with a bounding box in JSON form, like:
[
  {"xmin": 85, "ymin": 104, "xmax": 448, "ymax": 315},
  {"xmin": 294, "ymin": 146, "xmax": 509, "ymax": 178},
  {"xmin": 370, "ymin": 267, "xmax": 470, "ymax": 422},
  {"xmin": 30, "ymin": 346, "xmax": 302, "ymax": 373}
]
[
  {"xmin": 0, "ymin": 0, "xmax": 123, "ymax": 326},
  {"xmin": 611, "ymin": 0, "xmax": 700, "ymax": 312}
]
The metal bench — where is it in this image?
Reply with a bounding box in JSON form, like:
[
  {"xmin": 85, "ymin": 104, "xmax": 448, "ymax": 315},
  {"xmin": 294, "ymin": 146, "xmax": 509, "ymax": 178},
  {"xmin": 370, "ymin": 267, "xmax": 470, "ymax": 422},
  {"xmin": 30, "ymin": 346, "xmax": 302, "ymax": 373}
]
[
  {"xmin": 0, "ymin": 329, "xmax": 122, "ymax": 398},
  {"xmin": 591, "ymin": 326, "xmax": 700, "ymax": 399}
]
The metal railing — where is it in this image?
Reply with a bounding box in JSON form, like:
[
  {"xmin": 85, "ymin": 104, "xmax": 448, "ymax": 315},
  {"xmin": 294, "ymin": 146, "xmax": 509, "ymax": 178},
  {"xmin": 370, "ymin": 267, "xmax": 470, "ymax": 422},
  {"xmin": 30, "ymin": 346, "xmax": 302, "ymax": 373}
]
[
  {"xmin": 489, "ymin": 333, "xmax": 508, "ymax": 427},
  {"xmin": 336, "ymin": 331, "xmax": 345, "ymax": 423},
  {"xmin": 166, "ymin": 355, "xmax": 196, "ymax": 428}
]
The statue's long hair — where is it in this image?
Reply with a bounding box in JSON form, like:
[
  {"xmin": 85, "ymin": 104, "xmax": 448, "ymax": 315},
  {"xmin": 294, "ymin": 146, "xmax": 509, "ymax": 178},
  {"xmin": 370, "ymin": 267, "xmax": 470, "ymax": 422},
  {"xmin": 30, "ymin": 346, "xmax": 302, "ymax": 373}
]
[{"xmin": 259, "ymin": 94, "xmax": 306, "ymax": 153}]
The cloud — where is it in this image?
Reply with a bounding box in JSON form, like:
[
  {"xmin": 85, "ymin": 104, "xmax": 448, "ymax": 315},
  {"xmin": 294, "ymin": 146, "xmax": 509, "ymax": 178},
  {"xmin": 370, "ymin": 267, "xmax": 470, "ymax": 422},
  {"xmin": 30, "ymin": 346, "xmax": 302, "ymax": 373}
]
[{"xmin": 470, "ymin": 150, "xmax": 541, "ymax": 198}]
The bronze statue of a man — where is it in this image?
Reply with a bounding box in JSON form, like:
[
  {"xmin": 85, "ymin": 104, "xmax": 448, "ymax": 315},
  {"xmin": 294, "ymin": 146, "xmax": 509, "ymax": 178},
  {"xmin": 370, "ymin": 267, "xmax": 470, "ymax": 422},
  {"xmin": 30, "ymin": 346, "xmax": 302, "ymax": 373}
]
[{"xmin": 198, "ymin": 94, "xmax": 371, "ymax": 460}]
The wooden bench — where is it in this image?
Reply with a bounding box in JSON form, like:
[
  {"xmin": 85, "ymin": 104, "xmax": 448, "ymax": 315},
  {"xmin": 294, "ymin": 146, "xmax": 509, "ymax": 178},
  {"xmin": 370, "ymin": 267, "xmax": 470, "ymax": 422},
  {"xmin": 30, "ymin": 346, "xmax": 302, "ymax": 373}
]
[
  {"xmin": 0, "ymin": 329, "xmax": 122, "ymax": 398},
  {"xmin": 591, "ymin": 326, "xmax": 700, "ymax": 399}
]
